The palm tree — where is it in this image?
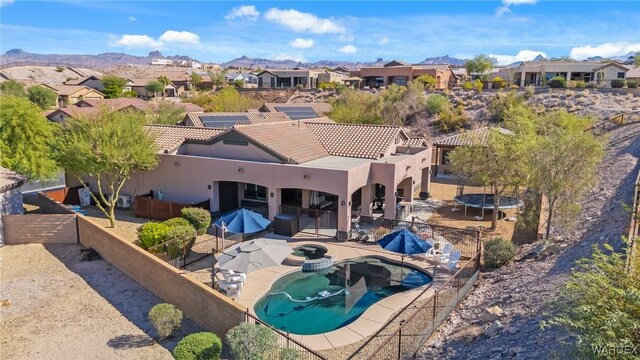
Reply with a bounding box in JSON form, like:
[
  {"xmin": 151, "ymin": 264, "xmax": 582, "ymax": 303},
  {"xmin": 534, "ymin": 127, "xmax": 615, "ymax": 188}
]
[{"xmin": 156, "ymin": 75, "xmax": 171, "ymax": 98}]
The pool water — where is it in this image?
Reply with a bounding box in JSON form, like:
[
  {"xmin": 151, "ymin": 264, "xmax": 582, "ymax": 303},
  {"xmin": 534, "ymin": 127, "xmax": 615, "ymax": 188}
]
[
  {"xmin": 291, "ymin": 245, "xmax": 327, "ymax": 260},
  {"xmin": 253, "ymin": 257, "xmax": 432, "ymax": 335}
]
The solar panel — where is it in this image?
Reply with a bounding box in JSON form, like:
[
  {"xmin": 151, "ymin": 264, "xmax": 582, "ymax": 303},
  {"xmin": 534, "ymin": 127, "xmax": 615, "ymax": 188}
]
[
  {"xmin": 200, "ymin": 115, "xmax": 250, "ymax": 128},
  {"xmin": 274, "ymin": 106, "xmax": 319, "ymax": 120}
]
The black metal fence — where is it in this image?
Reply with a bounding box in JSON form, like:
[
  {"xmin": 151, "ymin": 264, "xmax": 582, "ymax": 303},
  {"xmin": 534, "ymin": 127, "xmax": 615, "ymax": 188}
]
[
  {"xmin": 280, "ymin": 205, "xmax": 338, "ymax": 237},
  {"xmin": 245, "ymin": 311, "xmax": 327, "ymax": 360}
]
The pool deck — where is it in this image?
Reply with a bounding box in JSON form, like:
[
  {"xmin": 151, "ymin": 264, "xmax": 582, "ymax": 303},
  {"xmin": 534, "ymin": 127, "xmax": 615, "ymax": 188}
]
[{"xmin": 236, "ymin": 237, "xmax": 453, "ymax": 351}]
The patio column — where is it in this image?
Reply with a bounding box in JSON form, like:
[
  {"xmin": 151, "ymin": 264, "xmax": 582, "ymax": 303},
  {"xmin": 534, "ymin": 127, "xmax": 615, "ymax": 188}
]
[
  {"xmin": 290, "ymin": 76, "xmax": 294, "ymax": 88},
  {"xmin": 421, "ymin": 167, "xmax": 431, "ymax": 194},
  {"xmin": 210, "ymin": 181, "xmax": 220, "ymax": 213},
  {"xmin": 337, "ymin": 195, "xmax": 351, "ymax": 239},
  {"xmin": 400, "ymin": 177, "xmax": 413, "ymax": 202},
  {"xmin": 267, "ymin": 188, "xmax": 281, "ymax": 220},
  {"xmin": 384, "ymin": 181, "xmax": 397, "ymax": 220},
  {"xmin": 360, "ymin": 184, "xmax": 374, "ymax": 216},
  {"xmin": 520, "ymin": 71, "xmax": 526, "ymax": 87},
  {"xmin": 301, "ymin": 189, "xmax": 311, "ymax": 208}
]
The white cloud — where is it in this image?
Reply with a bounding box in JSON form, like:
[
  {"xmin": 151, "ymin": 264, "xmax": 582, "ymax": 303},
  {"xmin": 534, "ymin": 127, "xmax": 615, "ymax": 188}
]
[
  {"xmin": 338, "ymin": 44, "xmax": 357, "ymax": 54},
  {"xmin": 289, "ymin": 38, "xmax": 314, "ymax": 49},
  {"xmin": 378, "ymin": 36, "xmax": 390, "ymax": 45},
  {"xmin": 495, "ymin": 0, "xmax": 536, "ymax": 17},
  {"xmin": 337, "ymin": 34, "xmax": 354, "ymax": 42},
  {"xmin": 569, "ymin": 42, "xmax": 640, "ymax": 60},
  {"xmin": 490, "ymin": 49, "xmax": 547, "ymax": 65},
  {"xmin": 264, "ymin": 8, "xmax": 346, "ymax": 34},
  {"xmin": 0, "ymin": 0, "xmax": 15, "ymax": 8},
  {"xmin": 110, "ymin": 34, "xmax": 163, "ymax": 49},
  {"xmin": 225, "ymin": 5, "xmax": 260, "ymax": 21},
  {"xmin": 272, "ymin": 53, "xmax": 308, "ymax": 63},
  {"xmin": 128, "ymin": 16, "xmax": 137, "ymax": 22},
  {"xmin": 159, "ymin": 30, "xmax": 200, "ymax": 44}
]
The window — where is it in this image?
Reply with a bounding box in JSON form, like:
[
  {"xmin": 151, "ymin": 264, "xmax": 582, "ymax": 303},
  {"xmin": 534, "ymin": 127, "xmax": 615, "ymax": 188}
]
[
  {"xmin": 617, "ymin": 72, "xmax": 625, "ymax": 79},
  {"xmin": 244, "ymin": 184, "xmax": 267, "ymax": 201}
]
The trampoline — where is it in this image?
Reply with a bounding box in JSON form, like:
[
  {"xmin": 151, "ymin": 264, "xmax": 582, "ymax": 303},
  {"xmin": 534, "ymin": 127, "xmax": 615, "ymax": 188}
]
[{"xmin": 454, "ymin": 193, "xmax": 524, "ymax": 218}]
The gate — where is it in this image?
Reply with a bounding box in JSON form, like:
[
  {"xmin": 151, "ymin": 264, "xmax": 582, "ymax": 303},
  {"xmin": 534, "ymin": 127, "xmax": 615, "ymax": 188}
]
[{"xmin": 279, "ymin": 205, "xmax": 338, "ymax": 237}]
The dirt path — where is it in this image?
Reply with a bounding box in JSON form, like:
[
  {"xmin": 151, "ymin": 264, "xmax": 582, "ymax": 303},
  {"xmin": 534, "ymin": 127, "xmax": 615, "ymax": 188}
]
[
  {"xmin": 418, "ymin": 122, "xmax": 640, "ymax": 359},
  {"xmin": 0, "ymin": 243, "xmax": 201, "ymax": 360}
]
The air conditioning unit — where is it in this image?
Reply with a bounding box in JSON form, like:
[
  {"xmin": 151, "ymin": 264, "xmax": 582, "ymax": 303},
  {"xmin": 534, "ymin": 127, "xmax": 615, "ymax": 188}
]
[{"xmin": 116, "ymin": 195, "xmax": 133, "ymax": 209}]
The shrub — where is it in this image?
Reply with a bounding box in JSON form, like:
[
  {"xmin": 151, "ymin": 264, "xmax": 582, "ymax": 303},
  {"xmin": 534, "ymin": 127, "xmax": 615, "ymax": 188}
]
[
  {"xmin": 318, "ymin": 82, "xmax": 337, "ymax": 90},
  {"xmin": 148, "ymin": 303, "xmax": 183, "ymax": 340},
  {"xmin": 165, "ymin": 225, "xmax": 197, "ymax": 259},
  {"xmin": 627, "ymin": 80, "xmax": 638, "ymax": 88},
  {"xmin": 163, "ymin": 217, "xmax": 191, "ymax": 228},
  {"xmin": 483, "ymin": 237, "xmax": 516, "ymax": 269},
  {"xmin": 610, "ymin": 79, "xmax": 626, "ymax": 88},
  {"xmin": 180, "ymin": 207, "xmax": 211, "ymax": 235},
  {"xmin": 173, "ymin": 332, "xmax": 222, "ymax": 360},
  {"xmin": 226, "ymin": 323, "xmax": 278, "ymax": 360},
  {"xmin": 462, "ymin": 81, "xmax": 474, "ymax": 91},
  {"xmin": 473, "ymin": 79, "xmax": 484, "ymax": 92},
  {"xmin": 585, "ymin": 83, "xmax": 596, "ymax": 89},
  {"xmin": 138, "ymin": 222, "xmax": 170, "ymax": 249},
  {"xmin": 574, "ymin": 80, "xmax": 586, "ymax": 88},
  {"xmin": 27, "ymin": 86, "xmax": 58, "ymax": 110},
  {"xmin": 280, "ymin": 347, "xmax": 301, "ymax": 360},
  {"xmin": 415, "ymin": 74, "xmax": 437, "ymax": 89},
  {"xmin": 547, "ymin": 76, "xmax": 566, "ymax": 88},
  {"xmin": 524, "ymin": 85, "xmax": 536, "ymax": 98},
  {"xmin": 435, "ymin": 105, "xmax": 467, "ymax": 132},
  {"xmin": 55, "ymin": 66, "xmax": 65, "ymax": 72},
  {"xmin": 488, "ymin": 91, "xmax": 525, "ymax": 122},
  {"xmin": 234, "ymin": 79, "xmax": 245, "ymax": 89},
  {"xmin": 491, "ymin": 76, "xmax": 506, "ymax": 89},
  {"xmin": 122, "ymin": 90, "xmax": 139, "ymax": 97},
  {"xmin": 425, "ymin": 94, "xmax": 449, "ymax": 116}
]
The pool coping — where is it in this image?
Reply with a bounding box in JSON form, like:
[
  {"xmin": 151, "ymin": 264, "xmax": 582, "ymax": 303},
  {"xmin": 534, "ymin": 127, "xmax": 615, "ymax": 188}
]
[{"xmin": 237, "ymin": 241, "xmax": 449, "ymax": 351}]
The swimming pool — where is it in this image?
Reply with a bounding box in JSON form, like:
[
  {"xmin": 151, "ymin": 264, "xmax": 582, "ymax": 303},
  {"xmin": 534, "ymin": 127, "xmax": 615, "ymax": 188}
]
[{"xmin": 253, "ymin": 257, "xmax": 432, "ymax": 335}]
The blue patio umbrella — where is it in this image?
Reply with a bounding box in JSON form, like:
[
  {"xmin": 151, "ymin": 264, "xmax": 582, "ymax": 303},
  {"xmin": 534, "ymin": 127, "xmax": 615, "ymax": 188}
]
[
  {"xmin": 377, "ymin": 229, "xmax": 432, "ymax": 282},
  {"xmin": 214, "ymin": 208, "xmax": 272, "ymax": 235}
]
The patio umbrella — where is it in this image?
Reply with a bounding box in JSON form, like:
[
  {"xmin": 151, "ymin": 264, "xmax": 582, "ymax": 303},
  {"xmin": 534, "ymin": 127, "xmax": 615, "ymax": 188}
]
[
  {"xmin": 215, "ymin": 238, "xmax": 292, "ymax": 274},
  {"xmin": 376, "ymin": 229, "xmax": 432, "ymax": 283},
  {"xmin": 214, "ymin": 208, "xmax": 271, "ymax": 235}
]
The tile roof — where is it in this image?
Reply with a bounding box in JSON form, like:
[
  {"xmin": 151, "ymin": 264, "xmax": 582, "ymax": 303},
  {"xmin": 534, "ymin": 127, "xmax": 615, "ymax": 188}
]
[
  {"xmin": 402, "ymin": 137, "xmax": 428, "ymax": 147},
  {"xmin": 53, "ymin": 85, "xmax": 103, "ymax": 96},
  {"xmin": 65, "ymin": 75, "xmax": 101, "ymax": 85},
  {"xmin": 305, "ymin": 122, "xmax": 405, "ymax": 159},
  {"xmin": 433, "ymin": 127, "xmax": 513, "ymax": 147},
  {"xmin": 78, "ymin": 98, "xmax": 148, "ymax": 111},
  {"xmin": 183, "ymin": 112, "xmax": 292, "ymax": 127},
  {"xmin": 234, "ymin": 122, "xmax": 329, "ymax": 164},
  {"xmin": 0, "ymin": 166, "xmax": 27, "ymax": 193},
  {"xmin": 146, "ymin": 125, "xmax": 225, "ymax": 153},
  {"xmin": 625, "ymin": 66, "xmax": 640, "ymax": 78},
  {"xmin": 260, "ymin": 102, "xmax": 333, "ymax": 115}
]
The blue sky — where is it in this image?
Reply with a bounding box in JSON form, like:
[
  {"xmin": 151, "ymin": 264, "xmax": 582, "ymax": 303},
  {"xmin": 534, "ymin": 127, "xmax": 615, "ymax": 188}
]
[{"xmin": 1, "ymin": 1, "xmax": 639, "ymax": 64}]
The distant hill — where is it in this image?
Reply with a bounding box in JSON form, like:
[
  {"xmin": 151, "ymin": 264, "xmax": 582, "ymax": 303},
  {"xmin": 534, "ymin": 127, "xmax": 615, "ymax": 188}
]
[
  {"xmin": 0, "ymin": 49, "xmax": 197, "ymax": 69},
  {"xmin": 221, "ymin": 56, "xmax": 390, "ymax": 70},
  {"xmin": 586, "ymin": 51, "xmax": 637, "ymax": 63},
  {"xmin": 419, "ymin": 55, "xmax": 466, "ymax": 66}
]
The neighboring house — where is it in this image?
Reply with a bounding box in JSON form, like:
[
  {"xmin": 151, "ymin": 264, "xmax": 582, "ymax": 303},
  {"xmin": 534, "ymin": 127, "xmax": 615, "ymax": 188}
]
[
  {"xmin": 129, "ymin": 78, "xmax": 181, "ymax": 98},
  {"xmin": 256, "ymin": 69, "xmax": 324, "ymax": 89},
  {"xmin": 0, "ymin": 167, "xmax": 27, "ymax": 246},
  {"xmin": 70, "ymin": 122, "xmax": 432, "ymax": 239},
  {"xmin": 65, "ymin": 75, "xmax": 104, "ymax": 91},
  {"xmin": 625, "ymin": 66, "xmax": 640, "ymax": 82},
  {"xmin": 431, "ymin": 127, "xmax": 513, "ymax": 177},
  {"xmin": 53, "ymin": 85, "xmax": 104, "ymax": 105},
  {"xmin": 259, "ymin": 102, "xmax": 333, "ymax": 119},
  {"xmin": 350, "ymin": 61, "xmax": 456, "ymax": 89},
  {"xmin": 495, "ymin": 61, "xmax": 632, "ymax": 88},
  {"xmin": 16, "ymin": 79, "xmax": 58, "ymax": 91},
  {"xmin": 151, "ymin": 59, "xmax": 173, "ymax": 66},
  {"xmin": 317, "ymin": 70, "xmax": 349, "ymax": 85}
]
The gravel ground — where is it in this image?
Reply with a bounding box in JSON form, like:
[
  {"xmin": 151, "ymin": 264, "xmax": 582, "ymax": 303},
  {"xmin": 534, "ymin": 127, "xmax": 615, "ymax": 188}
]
[
  {"xmin": 0, "ymin": 243, "xmax": 203, "ymax": 360},
  {"xmin": 418, "ymin": 122, "xmax": 640, "ymax": 359}
]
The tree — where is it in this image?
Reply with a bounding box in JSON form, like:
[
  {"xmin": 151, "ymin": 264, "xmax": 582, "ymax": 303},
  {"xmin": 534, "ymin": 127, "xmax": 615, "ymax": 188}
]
[
  {"xmin": 184, "ymin": 87, "xmax": 259, "ymax": 112},
  {"xmin": 54, "ymin": 109, "xmax": 158, "ymax": 227},
  {"xmin": 527, "ymin": 115, "xmax": 603, "ymax": 241},
  {"xmin": 226, "ymin": 323, "xmax": 278, "ymax": 360},
  {"xmin": 376, "ymin": 82, "xmax": 425, "ymax": 125},
  {"xmin": 145, "ymin": 80, "xmax": 164, "ymax": 98},
  {"xmin": 190, "ymin": 72, "xmax": 202, "ymax": 89},
  {"xmin": 101, "ymin": 75, "xmax": 128, "ymax": 99},
  {"xmin": 234, "ymin": 79, "xmax": 245, "ymax": 89},
  {"xmin": 327, "ymin": 89, "xmax": 382, "ymax": 124},
  {"xmin": 635, "ymin": 53, "xmax": 640, "ymax": 67},
  {"xmin": 156, "ymin": 76, "xmax": 172, "ymax": 98},
  {"xmin": 415, "ymin": 74, "xmax": 437, "ymax": 89},
  {"xmin": 0, "ymin": 80, "xmax": 26, "ymax": 97},
  {"xmin": 0, "ymin": 96, "xmax": 59, "ymax": 181},
  {"xmin": 27, "ymin": 86, "xmax": 58, "ymax": 110},
  {"xmin": 207, "ymin": 70, "xmax": 227, "ymax": 88},
  {"xmin": 149, "ymin": 100, "xmax": 186, "ymax": 125},
  {"xmin": 464, "ymin": 54, "xmax": 497, "ymax": 81}
]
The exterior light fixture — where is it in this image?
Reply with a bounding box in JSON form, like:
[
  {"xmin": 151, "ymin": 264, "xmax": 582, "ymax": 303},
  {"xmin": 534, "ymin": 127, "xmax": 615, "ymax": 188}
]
[
  {"xmin": 340, "ymin": 200, "xmax": 346, "ymax": 206},
  {"xmin": 238, "ymin": 167, "xmax": 244, "ymax": 173}
]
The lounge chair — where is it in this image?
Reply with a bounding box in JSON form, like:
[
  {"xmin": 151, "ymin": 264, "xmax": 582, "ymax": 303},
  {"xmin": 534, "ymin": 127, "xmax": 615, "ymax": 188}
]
[
  {"xmin": 438, "ymin": 250, "xmax": 461, "ymax": 272},
  {"xmin": 221, "ymin": 269, "xmax": 246, "ymax": 283},
  {"xmin": 217, "ymin": 279, "xmax": 242, "ymax": 297}
]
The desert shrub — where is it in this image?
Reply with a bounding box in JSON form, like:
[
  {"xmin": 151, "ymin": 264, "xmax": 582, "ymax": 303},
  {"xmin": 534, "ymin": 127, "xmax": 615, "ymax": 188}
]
[
  {"xmin": 226, "ymin": 323, "xmax": 278, "ymax": 360},
  {"xmin": 415, "ymin": 74, "xmax": 437, "ymax": 89},
  {"xmin": 328, "ymin": 89, "xmax": 382, "ymax": 124},
  {"xmin": 524, "ymin": 85, "xmax": 536, "ymax": 98},
  {"xmin": 488, "ymin": 91, "xmax": 525, "ymax": 122},
  {"xmin": 280, "ymin": 347, "xmax": 301, "ymax": 360},
  {"xmin": 509, "ymin": 84, "xmax": 519, "ymax": 89},
  {"xmin": 148, "ymin": 303, "xmax": 183, "ymax": 340},
  {"xmin": 234, "ymin": 79, "xmax": 245, "ymax": 89},
  {"xmin": 138, "ymin": 222, "xmax": 170, "ymax": 249},
  {"xmin": 585, "ymin": 83, "xmax": 596, "ymax": 89},
  {"xmin": 547, "ymin": 76, "xmax": 566, "ymax": 88},
  {"xmin": 462, "ymin": 81, "xmax": 474, "ymax": 91},
  {"xmin": 542, "ymin": 241, "xmax": 639, "ymax": 358},
  {"xmin": 483, "ymin": 237, "xmax": 515, "ymax": 269},
  {"xmin": 27, "ymin": 86, "xmax": 58, "ymax": 110},
  {"xmin": 627, "ymin": 80, "xmax": 638, "ymax": 88},
  {"xmin": 295, "ymin": 84, "xmax": 304, "ymax": 89},
  {"xmin": 575, "ymin": 80, "xmax": 586, "ymax": 88},
  {"xmin": 473, "ymin": 79, "xmax": 484, "ymax": 92},
  {"xmin": 425, "ymin": 94, "xmax": 449, "ymax": 116},
  {"xmin": 491, "ymin": 76, "xmax": 506, "ymax": 89},
  {"xmin": 122, "ymin": 90, "xmax": 139, "ymax": 97},
  {"xmin": 55, "ymin": 66, "xmax": 65, "ymax": 72},
  {"xmin": 318, "ymin": 82, "xmax": 337, "ymax": 90},
  {"xmin": 180, "ymin": 207, "xmax": 211, "ymax": 235},
  {"xmin": 165, "ymin": 225, "xmax": 197, "ymax": 259},
  {"xmin": 173, "ymin": 332, "xmax": 222, "ymax": 360},
  {"xmin": 185, "ymin": 87, "xmax": 261, "ymax": 112},
  {"xmin": 435, "ymin": 105, "xmax": 467, "ymax": 132},
  {"xmin": 611, "ymin": 79, "xmax": 626, "ymax": 88},
  {"xmin": 163, "ymin": 217, "xmax": 191, "ymax": 228},
  {"xmin": 0, "ymin": 79, "xmax": 26, "ymax": 97}
]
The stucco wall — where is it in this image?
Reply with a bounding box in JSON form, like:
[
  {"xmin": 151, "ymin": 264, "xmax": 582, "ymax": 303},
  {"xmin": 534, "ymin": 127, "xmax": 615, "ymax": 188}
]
[{"xmin": 0, "ymin": 188, "xmax": 24, "ymax": 246}]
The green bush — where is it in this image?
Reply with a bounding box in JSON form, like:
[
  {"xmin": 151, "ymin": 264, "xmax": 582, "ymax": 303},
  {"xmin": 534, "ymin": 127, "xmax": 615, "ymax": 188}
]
[
  {"xmin": 435, "ymin": 105, "xmax": 467, "ymax": 132},
  {"xmin": 473, "ymin": 79, "xmax": 484, "ymax": 92},
  {"xmin": 148, "ymin": 303, "xmax": 182, "ymax": 340},
  {"xmin": 574, "ymin": 80, "xmax": 586, "ymax": 88},
  {"xmin": 491, "ymin": 76, "xmax": 506, "ymax": 89},
  {"xmin": 138, "ymin": 222, "xmax": 170, "ymax": 249},
  {"xmin": 165, "ymin": 225, "xmax": 197, "ymax": 259},
  {"xmin": 611, "ymin": 79, "xmax": 626, "ymax": 88},
  {"xmin": 462, "ymin": 81, "xmax": 474, "ymax": 91},
  {"xmin": 547, "ymin": 76, "xmax": 566, "ymax": 88},
  {"xmin": 415, "ymin": 74, "xmax": 437, "ymax": 89},
  {"xmin": 180, "ymin": 207, "xmax": 211, "ymax": 235},
  {"xmin": 627, "ymin": 80, "xmax": 638, "ymax": 88},
  {"xmin": 173, "ymin": 332, "xmax": 222, "ymax": 360},
  {"xmin": 483, "ymin": 237, "xmax": 515, "ymax": 269},
  {"xmin": 163, "ymin": 217, "xmax": 191, "ymax": 228},
  {"xmin": 488, "ymin": 91, "xmax": 525, "ymax": 122},
  {"xmin": 280, "ymin": 347, "xmax": 301, "ymax": 360},
  {"xmin": 226, "ymin": 323, "xmax": 278, "ymax": 360},
  {"xmin": 122, "ymin": 90, "xmax": 139, "ymax": 97},
  {"xmin": 318, "ymin": 81, "xmax": 338, "ymax": 90},
  {"xmin": 425, "ymin": 94, "xmax": 449, "ymax": 116}
]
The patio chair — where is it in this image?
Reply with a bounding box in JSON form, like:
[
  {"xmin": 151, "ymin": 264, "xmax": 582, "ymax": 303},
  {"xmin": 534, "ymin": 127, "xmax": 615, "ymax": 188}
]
[
  {"xmin": 221, "ymin": 269, "xmax": 246, "ymax": 283},
  {"xmin": 438, "ymin": 250, "xmax": 461, "ymax": 273},
  {"xmin": 217, "ymin": 279, "xmax": 242, "ymax": 297}
]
